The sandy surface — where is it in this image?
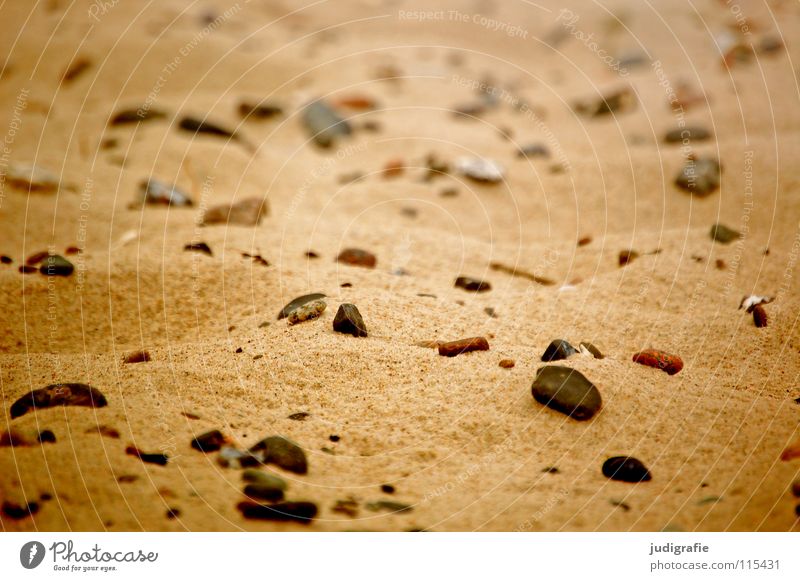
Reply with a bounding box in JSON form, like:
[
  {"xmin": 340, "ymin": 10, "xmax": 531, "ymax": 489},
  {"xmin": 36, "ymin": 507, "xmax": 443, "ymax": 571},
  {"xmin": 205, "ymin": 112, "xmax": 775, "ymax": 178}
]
[{"xmin": 1, "ymin": 0, "xmax": 800, "ymax": 531}]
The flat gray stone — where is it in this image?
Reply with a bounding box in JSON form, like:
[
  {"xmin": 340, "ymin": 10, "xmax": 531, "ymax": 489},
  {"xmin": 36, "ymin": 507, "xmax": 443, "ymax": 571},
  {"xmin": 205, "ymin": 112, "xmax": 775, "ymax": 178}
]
[{"xmin": 531, "ymin": 365, "xmax": 602, "ymax": 421}]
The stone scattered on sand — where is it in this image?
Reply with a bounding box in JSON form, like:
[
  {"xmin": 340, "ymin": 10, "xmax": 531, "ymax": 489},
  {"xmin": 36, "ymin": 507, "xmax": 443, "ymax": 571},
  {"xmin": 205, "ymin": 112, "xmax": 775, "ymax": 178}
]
[
  {"xmin": 579, "ymin": 342, "xmax": 604, "ymax": 359},
  {"xmin": 791, "ymin": 480, "xmax": 800, "ymax": 497},
  {"xmin": 455, "ymin": 276, "xmax": 491, "ymax": 292},
  {"xmin": 710, "ymin": 223, "xmax": 741, "ymax": 244},
  {"xmin": 237, "ymin": 501, "xmax": 317, "ymax": 523},
  {"xmin": 2, "ymin": 500, "xmax": 39, "ymax": 520},
  {"xmin": 26, "ymin": 251, "xmax": 49, "ymax": 265},
  {"xmin": 632, "ymin": 349, "xmax": 683, "ymax": 375},
  {"xmin": 6, "ymin": 163, "xmax": 60, "ymax": 193},
  {"xmin": 381, "ymin": 484, "xmax": 395, "ymax": 494},
  {"xmin": 38, "ymin": 429, "xmax": 56, "ymax": 443},
  {"xmin": 336, "ymin": 248, "xmax": 376, "ymax": 268},
  {"xmin": 184, "ymin": 242, "xmax": 212, "ymax": 255},
  {"xmin": 39, "ymin": 254, "xmax": 74, "ymax": 276},
  {"xmin": 109, "ymin": 107, "xmax": 167, "ymax": 126},
  {"xmin": 382, "ymin": 158, "xmax": 405, "ymax": 178},
  {"xmin": 288, "ymin": 299, "xmax": 326, "ymax": 325},
  {"xmin": 365, "ymin": 500, "xmax": 413, "ymax": 513},
  {"xmin": 122, "ymin": 349, "xmax": 151, "ymax": 364},
  {"xmin": 490, "ymin": 262, "xmax": 555, "ymax": 286},
  {"xmin": 541, "ymin": 339, "xmax": 578, "ymax": 362},
  {"xmin": 531, "ymin": 366, "xmax": 602, "ymax": 421},
  {"xmin": 0, "ymin": 255, "xmax": 12, "ymax": 264},
  {"xmin": 302, "ymin": 100, "xmax": 351, "ymax": 148},
  {"xmin": 242, "ymin": 469, "xmax": 287, "ymax": 491},
  {"xmin": 249, "ymin": 436, "xmax": 308, "ymax": 474},
  {"xmin": 499, "ymin": 359, "xmax": 515, "ymax": 369},
  {"xmin": 139, "ymin": 179, "xmax": 193, "ymax": 206},
  {"xmin": 438, "ymin": 337, "xmax": 490, "ymax": 357},
  {"xmin": 288, "ymin": 412, "xmax": 310, "ymax": 421},
  {"xmin": 664, "ymin": 126, "xmax": 712, "ymax": 144},
  {"xmin": 781, "ymin": 440, "xmax": 800, "ymax": 461},
  {"xmin": 602, "ymin": 456, "xmax": 652, "ymax": 482},
  {"xmin": 277, "ymin": 293, "xmax": 326, "ymax": 320},
  {"xmin": 752, "ymin": 304, "xmax": 768, "ymax": 328},
  {"xmin": 201, "ymin": 198, "xmax": 268, "ymax": 226},
  {"xmin": 335, "ymin": 95, "xmax": 378, "ymax": 110},
  {"xmin": 244, "ymin": 483, "xmax": 285, "ymax": 502},
  {"xmin": 574, "ymin": 86, "xmax": 636, "ymax": 117},
  {"xmin": 10, "ymin": 383, "xmax": 108, "ymax": 419},
  {"xmin": 619, "ymin": 249, "xmax": 639, "ymax": 267},
  {"xmin": 178, "ymin": 116, "xmax": 237, "ymax": 140},
  {"xmin": 62, "ymin": 57, "xmax": 91, "ymax": 82},
  {"xmin": 517, "ymin": 143, "xmax": 550, "ymax": 158},
  {"xmin": 238, "ymin": 101, "xmax": 283, "ymax": 119},
  {"xmin": 125, "ymin": 445, "xmax": 168, "ymax": 466},
  {"xmin": 455, "ymin": 157, "xmax": 505, "ymax": 183},
  {"xmin": 333, "ymin": 303, "xmax": 368, "ymax": 337},
  {"xmin": 191, "ymin": 429, "xmax": 227, "ymax": 453},
  {"xmin": 675, "ymin": 157, "xmax": 721, "ymax": 197}
]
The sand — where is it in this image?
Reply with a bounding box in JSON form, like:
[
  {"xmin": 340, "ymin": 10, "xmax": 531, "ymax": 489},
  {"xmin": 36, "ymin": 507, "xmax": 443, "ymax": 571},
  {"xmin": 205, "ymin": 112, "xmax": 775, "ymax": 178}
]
[{"xmin": 1, "ymin": 0, "xmax": 799, "ymax": 531}]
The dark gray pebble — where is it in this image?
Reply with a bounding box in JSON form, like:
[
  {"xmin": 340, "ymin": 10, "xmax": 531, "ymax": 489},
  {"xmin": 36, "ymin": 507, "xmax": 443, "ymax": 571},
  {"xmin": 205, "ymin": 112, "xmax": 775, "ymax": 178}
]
[
  {"xmin": 39, "ymin": 255, "xmax": 73, "ymax": 276},
  {"xmin": 249, "ymin": 436, "xmax": 308, "ymax": 474},
  {"xmin": 191, "ymin": 430, "xmax": 226, "ymax": 453},
  {"xmin": 333, "ymin": 303, "xmax": 368, "ymax": 337},
  {"xmin": 541, "ymin": 339, "xmax": 578, "ymax": 362},
  {"xmin": 602, "ymin": 456, "xmax": 652, "ymax": 482},
  {"xmin": 455, "ymin": 276, "xmax": 491, "ymax": 292},
  {"xmin": 531, "ymin": 366, "xmax": 602, "ymax": 420},
  {"xmin": 237, "ymin": 500, "xmax": 317, "ymax": 523}
]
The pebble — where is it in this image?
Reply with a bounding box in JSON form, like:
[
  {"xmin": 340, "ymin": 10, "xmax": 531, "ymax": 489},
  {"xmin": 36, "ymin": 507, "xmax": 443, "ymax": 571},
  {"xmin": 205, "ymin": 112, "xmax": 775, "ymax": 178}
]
[
  {"xmin": 574, "ymin": 87, "xmax": 636, "ymax": 117},
  {"xmin": 752, "ymin": 304, "xmax": 768, "ymax": 328},
  {"xmin": 166, "ymin": 508, "xmax": 181, "ymax": 519},
  {"xmin": 139, "ymin": 179, "xmax": 193, "ymax": 206},
  {"xmin": 277, "ymin": 293, "xmax": 326, "ymax": 320},
  {"xmin": 109, "ymin": 108, "xmax": 167, "ymax": 126},
  {"xmin": 2, "ymin": 500, "xmax": 39, "ymax": 520},
  {"xmin": 710, "ymin": 223, "xmax": 741, "ymax": 244},
  {"xmin": 191, "ymin": 429, "xmax": 227, "ymax": 453},
  {"xmin": 249, "ymin": 436, "xmax": 308, "ymax": 474},
  {"xmin": 237, "ymin": 501, "xmax": 317, "ymax": 523},
  {"xmin": 675, "ymin": 157, "xmax": 721, "ymax": 197},
  {"xmin": 238, "ymin": 101, "xmax": 283, "ymax": 119},
  {"xmin": 178, "ymin": 116, "xmax": 238, "ymax": 140},
  {"xmin": 0, "ymin": 255, "xmax": 12, "ymax": 264},
  {"xmin": 499, "ymin": 359, "xmax": 515, "ymax": 369},
  {"xmin": 37, "ymin": 430, "xmax": 56, "ymax": 443},
  {"xmin": 602, "ymin": 456, "xmax": 652, "ymax": 482},
  {"xmin": 455, "ymin": 276, "xmax": 491, "ymax": 292},
  {"xmin": 125, "ymin": 445, "xmax": 168, "ymax": 466},
  {"xmin": 517, "ymin": 143, "xmax": 550, "ymax": 158},
  {"xmin": 288, "ymin": 299, "xmax": 326, "ymax": 325},
  {"xmin": 18, "ymin": 265, "xmax": 37, "ymax": 274},
  {"xmin": 382, "ymin": 158, "xmax": 404, "ymax": 178},
  {"xmin": 335, "ymin": 95, "xmax": 377, "ymax": 110},
  {"xmin": 336, "ymin": 248, "xmax": 376, "ymax": 268},
  {"xmin": 10, "ymin": 383, "xmax": 108, "ymax": 419},
  {"xmin": 62, "ymin": 57, "xmax": 91, "ymax": 82},
  {"xmin": 6, "ymin": 163, "xmax": 60, "ymax": 193},
  {"xmin": 288, "ymin": 412, "xmax": 310, "ymax": 421},
  {"xmin": 438, "ymin": 337, "xmax": 490, "ymax": 357},
  {"xmin": 202, "ymin": 197, "xmax": 268, "ymax": 226},
  {"xmin": 455, "ymin": 157, "xmax": 505, "ymax": 183},
  {"xmin": 242, "ymin": 469, "xmax": 287, "ymax": 491},
  {"xmin": 663, "ymin": 126, "xmax": 712, "ymax": 143},
  {"xmin": 541, "ymin": 339, "xmax": 578, "ymax": 362},
  {"xmin": 791, "ymin": 480, "xmax": 800, "ymax": 497},
  {"xmin": 333, "ymin": 303, "xmax": 368, "ymax": 337},
  {"xmin": 632, "ymin": 349, "xmax": 683, "ymax": 375},
  {"xmin": 39, "ymin": 254, "xmax": 74, "ymax": 276},
  {"xmin": 579, "ymin": 342, "xmax": 604, "ymax": 359},
  {"xmin": 244, "ymin": 483, "xmax": 285, "ymax": 502},
  {"xmin": 365, "ymin": 500, "xmax": 412, "ymax": 513},
  {"xmin": 531, "ymin": 365, "xmax": 602, "ymax": 421},
  {"xmin": 122, "ymin": 349, "xmax": 151, "ymax": 364},
  {"xmin": 619, "ymin": 249, "xmax": 639, "ymax": 267},
  {"xmin": 184, "ymin": 242, "xmax": 212, "ymax": 255},
  {"xmin": 381, "ymin": 484, "xmax": 395, "ymax": 494},
  {"xmin": 302, "ymin": 100, "xmax": 351, "ymax": 148}
]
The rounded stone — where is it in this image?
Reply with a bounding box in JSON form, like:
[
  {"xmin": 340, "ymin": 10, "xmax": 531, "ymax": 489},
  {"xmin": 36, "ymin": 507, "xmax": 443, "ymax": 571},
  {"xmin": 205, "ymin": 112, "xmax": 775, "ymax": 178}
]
[{"xmin": 530, "ymin": 365, "xmax": 602, "ymax": 420}]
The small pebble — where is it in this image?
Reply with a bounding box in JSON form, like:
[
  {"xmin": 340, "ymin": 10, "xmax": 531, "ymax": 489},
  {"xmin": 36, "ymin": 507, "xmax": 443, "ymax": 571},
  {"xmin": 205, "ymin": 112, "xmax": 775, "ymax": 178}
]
[
  {"xmin": 454, "ymin": 276, "xmax": 491, "ymax": 292},
  {"xmin": 790, "ymin": 480, "xmax": 800, "ymax": 497},
  {"xmin": 332, "ymin": 498, "xmax": 359, "ymax": 517},
  {"xmin": 333, "ymin": 303, "xmax": 368, "ymax": 337},
  {"xmin": 455, "ymin": 157, "xmax": 505, "ymax": 183},
  {"xmin": 365, "ymin": 500, "xmax": 413, "ymax": 513},
  {"xmin": 191, "ymin": 430, "xmax": 227, "ymax": 453},
  {"xmin": 632, "ymin": 349, "xmax": 683, "ymax": 375},
  {"xmin": 37, "ymin": 429, "xmax": 56, "ymax": 443},
  {"xmin": 242, "ymin": 469, "xmax": 287, "ymax": 491},
  {"xmin": 541, "ymin": 339, "xmax": 578, "ymax": 362},
  {"xmin": 10, "ymin": 383, "xmax": 108, "ymax": 419},
  {"xmin": 2, "ymin": 500, "xmax": 39, "ymax": 520},
  {"xmin": 710, "ymin": 223, "xmax": 741, "ymax": 244},
  {"xmin": 602, "ymin": 456, "xmax": 652, "ymax": 482},
  {"xmin": 277, "ymin": 293, "xmax": 327, "ymax": 320},
  {"xmin": 517, "ymin": 143, "xmax": 550, "ymax": 158},
  {"xmin": 0, "ymin": 255, "xmax": 12, "ymax": 264},
  {"xmin": 574, "ymin": 87, "xmax": 636, "ymax": 117},
  {"xmin": 288, "ymin": 412, "xmax": 310, "ymax": 421},
  {"xmin": 244, "ymin": 483, "xmax": 285, "ymax": 502},
  {"xmin": 302, "ymin": 100, "xmax": 351, "ymax": 148},
  {"xmin": 238, "ymin": 101, "xmax": 283, "ymax": 119},
  {"xmin": 6, "ymin": 163, "xmax": 60, "ymax": 193},
  {"xmin": 675, "ymin": 157, "xmax": 721, "ymax": 197},
  {"xmin": 237, "ymin": 501, "xmax": 318, "ymax": 523},
  {"xmin": 249, "ymin": 436, "xmax": 308, "ymax": 474},
  {"xmin": 531, "ymin": 366, "xmax": 602, "ymax": 420},
  {"xmin": 39, "ymin": 254, "xmax": 73, "ymax": 276},
  {"xmin": 663, "ymin": 126, "xmax": 712, "ymax": 143},
  {"xmin": 381, "ymin": 484, "xmax": 395, "ymax": 494},
  {"xmin": 337, "ymin": 248, "xmax": 376, "ymax": 268},
  {"xmin": 752, "ymin": 304, "xmax": 768, "ymax": 328},
  {"xmin": 438, "ymin": 337, "xmax": 490, "ymax": 357},
  {"xmin": 122, "ymin": 349, "xmax": 151, "ymax": 364},
  {"xmin": 499, "ymin": 359, "xmax": 515, "ymax": 369},
  {"xmin": 125, "ymin": 445, "xmax": 168, "ymax": 466},
  {"xmin": 184, "ymin": 242, "xmax": 213, "ymax": 255},
  {"xmin": 619, "ymin": 250, "xmax": 639, "ymax": 267},
  {"xmin": 288, "ymin": 299, "xmax": 326, "ymax": 325}
]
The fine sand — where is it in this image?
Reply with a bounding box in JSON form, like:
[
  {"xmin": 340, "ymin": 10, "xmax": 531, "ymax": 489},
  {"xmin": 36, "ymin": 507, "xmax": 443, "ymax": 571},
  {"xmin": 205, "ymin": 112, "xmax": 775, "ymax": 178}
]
[{"xmin": 1, "ymin": 0, "xmax": 800, "ymax": 531}]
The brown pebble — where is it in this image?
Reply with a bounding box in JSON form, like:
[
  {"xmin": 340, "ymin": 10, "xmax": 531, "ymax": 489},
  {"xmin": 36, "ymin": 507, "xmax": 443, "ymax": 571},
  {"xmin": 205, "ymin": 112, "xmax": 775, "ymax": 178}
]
[
  {"xmin": 752, "ymin": 304, "xmax": 768, "ymax": 328},
  {"xmin": 382, "ymin": 158, "xmax": 404, "ymax": 178},
  {"xmin": 122, "ymin": 349, "xmax": 151, "ymax": 364},
  {"xmin": 577, "ymin": 236, "xmax": 592, "ymax": 247},
  {"xmin": 438, "ymin": 337, "xmax": 490, "ymax": 357},
  {"xmin": 499, "ymin": 359, "xmax": 515, "ymax": 368},
  {"xmin": 632, "ymin": 349, "xmax": 683, "ymax": 375},
  {"xmin": 619, "ymin": 250, "xmax": 639, "ymax": 267},
  {"xmin": 337, "ymin": 248, "xmax": 376, "ymax": 268}
]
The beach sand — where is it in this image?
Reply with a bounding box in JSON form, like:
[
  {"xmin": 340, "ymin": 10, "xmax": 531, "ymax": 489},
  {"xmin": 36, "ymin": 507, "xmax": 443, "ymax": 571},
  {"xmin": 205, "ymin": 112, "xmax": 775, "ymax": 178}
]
[{"xmin": 1, "ymin": 0, "xmax": 799, "ymax": 531}]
